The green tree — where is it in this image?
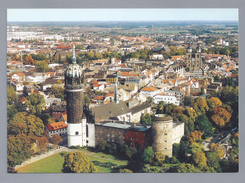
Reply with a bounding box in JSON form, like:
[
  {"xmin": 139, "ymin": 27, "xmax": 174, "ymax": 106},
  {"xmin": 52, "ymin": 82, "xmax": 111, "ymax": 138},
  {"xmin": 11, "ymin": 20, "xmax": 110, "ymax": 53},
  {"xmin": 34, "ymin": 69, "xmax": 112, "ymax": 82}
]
[
  {"xmin": 140, "ymin": 113, "xmax": 151, "ymax": 124},
  {"xmin": 25, "ymin": 92, "xmax": 45, "ymax": 115},
  {"xmin": 35, "ymin": 60, "xmax": 49, "ymax": 72},
  {"xmin": 62, "ymin": 152, "xmax": 97, "ymax": 173},
  {"xmin": 84, "ymin": 94, "xmax": 90, "ymax": 104},
  {"xmin": 119, "ymin": 169, "xmax": 133, "ymax": 173},
  {"xmin": 7, "ymin": 105, "xmax": 18, "ymax": 121},
  {"xmin": 179, "ymin": 141, "xmax": 187, "ymax": 160},
  {"xmin": 142, "ymin": 146, "xmax": 154, "ymax": 163},
  {"xmin": 192, "ymin": 152, "xmax": 207, "ymax": 170},
  {"xmin": 154, "ymin": 152, "xmax": 165, "ymax": 165},
  {"xmin": 8, "ymin": 112, "xmax": 44, "ymax": 137},
  {"xmin": 192, "ymin": 98, "xmax": 209, "ymax": 115},
  {"xmin": 7, "ymin": 134, "xmax": 33, "ymax": 167},
  {"xmin": 195, "ymin": 114, "xmax": 214, "ymax": 139},
  {"xmin": 170, "ymin": 163, "xmax": 202, "ymax": 173},
  {"xmin": 206, "ymin": 152, "xmax": 222, "ymax": 172},
  {"xmin": 7, "ymin": 86, "xmax": 18, "ymax": 105}
]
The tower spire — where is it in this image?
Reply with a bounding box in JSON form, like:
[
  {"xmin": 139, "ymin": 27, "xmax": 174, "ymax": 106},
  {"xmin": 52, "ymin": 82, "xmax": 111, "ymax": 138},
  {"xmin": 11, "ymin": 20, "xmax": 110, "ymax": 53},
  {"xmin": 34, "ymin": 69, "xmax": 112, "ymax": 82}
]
[
  {"xmin": 72, "ymin": 44, "xmax": 76, "ymax": 64},
  {"xmin": 114, "ymin": 73, "xmax": 119, "ymax": 104}
]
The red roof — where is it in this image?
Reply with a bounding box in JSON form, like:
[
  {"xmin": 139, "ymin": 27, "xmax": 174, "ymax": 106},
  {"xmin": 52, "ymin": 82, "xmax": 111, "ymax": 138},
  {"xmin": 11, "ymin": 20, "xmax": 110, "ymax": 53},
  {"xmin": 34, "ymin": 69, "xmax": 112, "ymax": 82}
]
[
  {"xmin": 33, "ymin": 90, "xmax": 39, "ymax": 94},
  {"xmin": 20, "ymin": 97, "xmax": 26, "ymax": 102},
  {"xmin": 46, "ymin": 121, "xmax": 67, "ymax": 131},
  {"xmin": 16, "ymin": 73, "xmax": 25, "ymax": 77}
]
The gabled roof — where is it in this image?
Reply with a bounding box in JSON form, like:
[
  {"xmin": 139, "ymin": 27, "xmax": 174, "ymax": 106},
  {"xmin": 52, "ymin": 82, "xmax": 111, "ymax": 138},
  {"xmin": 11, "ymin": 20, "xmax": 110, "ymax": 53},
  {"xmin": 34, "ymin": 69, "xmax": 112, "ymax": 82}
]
[
  {"xmin": 46, "ymin": 121, "xmax": 67, "ymax": 131},
  {"xmin": 141, "ymin": 87, "xmax": 158, "ymax": 92}
]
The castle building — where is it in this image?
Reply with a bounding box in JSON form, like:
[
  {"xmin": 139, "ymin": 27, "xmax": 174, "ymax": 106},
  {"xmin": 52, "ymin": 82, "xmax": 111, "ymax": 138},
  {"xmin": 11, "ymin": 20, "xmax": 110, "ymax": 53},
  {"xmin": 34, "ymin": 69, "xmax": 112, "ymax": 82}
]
[{"xmin": 65, "ymin": 45, "xmax": 86, "ymax": 147}]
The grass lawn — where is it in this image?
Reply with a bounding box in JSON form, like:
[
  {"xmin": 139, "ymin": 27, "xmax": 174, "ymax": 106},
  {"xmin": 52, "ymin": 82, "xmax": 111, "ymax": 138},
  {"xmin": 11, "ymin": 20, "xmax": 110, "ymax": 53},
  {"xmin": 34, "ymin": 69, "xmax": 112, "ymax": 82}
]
[
  {"xmin": 17, "ymin": 151, "xmax": 127, "ymax": 173},
  {"xmin": 17, "ymin": 153, "xmax": 64, "ymax": 173}
]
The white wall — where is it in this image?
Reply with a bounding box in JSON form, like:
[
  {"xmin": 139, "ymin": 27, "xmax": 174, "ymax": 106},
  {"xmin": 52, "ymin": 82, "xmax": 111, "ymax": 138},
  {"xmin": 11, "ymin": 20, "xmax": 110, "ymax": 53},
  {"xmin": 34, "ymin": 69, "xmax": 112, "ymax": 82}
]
[
  {"xmin": 86, "ymin": 123, "xmax": 95, "ymax": 147},
  {"xmin": 67, "ymin": 123, "xmax": 83, "ymax": 147},
  {"xmin": 172, "ymin": 123, "xmax": 185, "ymax": 144}
]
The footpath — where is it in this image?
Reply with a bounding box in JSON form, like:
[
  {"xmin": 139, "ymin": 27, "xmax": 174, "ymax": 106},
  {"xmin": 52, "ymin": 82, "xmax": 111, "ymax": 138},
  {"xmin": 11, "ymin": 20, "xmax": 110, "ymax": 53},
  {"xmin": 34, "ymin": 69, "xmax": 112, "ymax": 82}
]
[{"xmin": 15, "ymin": 145, "xmax": 126, "ymax": 170}]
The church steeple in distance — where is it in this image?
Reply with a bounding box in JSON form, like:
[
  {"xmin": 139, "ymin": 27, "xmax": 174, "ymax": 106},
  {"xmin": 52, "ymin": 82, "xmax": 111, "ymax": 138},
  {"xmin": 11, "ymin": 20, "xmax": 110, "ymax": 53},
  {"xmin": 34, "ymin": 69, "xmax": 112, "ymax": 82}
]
[{"xmin": 114, "ymin": 73, "xmax": 119, "ymax": 104}]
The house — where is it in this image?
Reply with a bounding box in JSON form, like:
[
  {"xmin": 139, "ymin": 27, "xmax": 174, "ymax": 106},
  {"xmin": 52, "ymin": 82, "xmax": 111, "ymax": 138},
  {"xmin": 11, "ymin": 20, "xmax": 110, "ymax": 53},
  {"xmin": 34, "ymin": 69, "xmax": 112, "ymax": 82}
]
[
  {"xmin": 140, "ymin": 87, "xmax": 160, "ymax": 98},
  {"xmin": 50, "ymin": 101, "xmax": 67, "ymax": 119},
  {"xmin": 45, "ymin": 121, "xmax": 67, "ymax": 138},
  {"xmin": 11, "ymin": 72, "xmax": 25, "ymax": 82},
  {"xmin": 153, "ymin": 92, "xmax": 180, "ymax": 106},
  {"xmin": 106, "ymin": 74, "xmax": 117, "ymax": 83},
  {"xmin": 166, "ymin": 64, "xmax": 185, "ymax": 77},
  {"xmin": 45, "ymin": 97, "xmax": 62, "ymax": 108},
  {"xmin": 130, "ymin": 102, "xmax": 152, "ymax": 123},
  {"xmin": 91, "ymin": 101, "xmax": 132, "ymax": 123},
  {"xmin": 92, "ymin": 80, "xmax": 105, "ymax": 92}
]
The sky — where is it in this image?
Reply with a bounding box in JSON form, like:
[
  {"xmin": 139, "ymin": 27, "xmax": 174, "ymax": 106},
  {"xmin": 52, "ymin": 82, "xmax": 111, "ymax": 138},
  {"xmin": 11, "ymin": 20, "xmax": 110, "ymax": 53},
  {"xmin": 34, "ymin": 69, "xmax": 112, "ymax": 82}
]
[{"xmin": 7, "ymin": 9, "xmax": 238, "ymax": 22}]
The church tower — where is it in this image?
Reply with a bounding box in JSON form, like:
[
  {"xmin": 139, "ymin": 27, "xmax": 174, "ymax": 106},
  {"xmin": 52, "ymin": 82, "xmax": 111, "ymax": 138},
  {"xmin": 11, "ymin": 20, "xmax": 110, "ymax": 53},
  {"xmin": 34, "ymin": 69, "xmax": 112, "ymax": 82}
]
[
  {"xmin": 65, "ymin": 44, "xmax": 86, "ymax": 147},
  {"xmin": 114, "ymin": 73, "xmax": 119, "ymax": 104}
]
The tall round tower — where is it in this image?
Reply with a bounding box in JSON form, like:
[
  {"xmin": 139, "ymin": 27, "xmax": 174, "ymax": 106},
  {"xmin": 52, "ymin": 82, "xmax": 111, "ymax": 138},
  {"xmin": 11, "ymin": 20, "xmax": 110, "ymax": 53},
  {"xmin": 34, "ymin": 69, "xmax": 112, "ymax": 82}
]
[
  {"xmin": 151, "ymin": 114, "xmax": 173, "ymax": 157},
  {"xmin": 65, "ymin": 44, "xmax": 85, "ymax": 147}
]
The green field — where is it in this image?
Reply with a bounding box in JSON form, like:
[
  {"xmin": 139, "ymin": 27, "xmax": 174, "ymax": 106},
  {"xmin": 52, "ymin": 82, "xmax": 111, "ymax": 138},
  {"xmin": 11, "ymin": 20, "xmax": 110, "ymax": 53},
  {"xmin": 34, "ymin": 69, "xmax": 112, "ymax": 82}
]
[{"xmin": 17, "ymin": 151, "xmax": 127, "ymax": 173}]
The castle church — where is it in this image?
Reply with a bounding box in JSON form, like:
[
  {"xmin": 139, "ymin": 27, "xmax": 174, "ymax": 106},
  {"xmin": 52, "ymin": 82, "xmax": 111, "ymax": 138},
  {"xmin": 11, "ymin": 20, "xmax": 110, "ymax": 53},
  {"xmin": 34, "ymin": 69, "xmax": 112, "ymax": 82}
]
[{"xmin": 65, "ymin": 45, "xmax": 95, "ymax": 147}]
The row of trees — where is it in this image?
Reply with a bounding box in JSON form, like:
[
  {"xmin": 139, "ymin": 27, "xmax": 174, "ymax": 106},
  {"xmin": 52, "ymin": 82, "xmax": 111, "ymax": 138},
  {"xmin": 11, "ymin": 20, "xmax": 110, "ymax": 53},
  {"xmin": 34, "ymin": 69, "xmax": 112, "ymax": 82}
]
[{"xmin": 7, "ymin": 86, "xmax": 64, "ymax": 168}]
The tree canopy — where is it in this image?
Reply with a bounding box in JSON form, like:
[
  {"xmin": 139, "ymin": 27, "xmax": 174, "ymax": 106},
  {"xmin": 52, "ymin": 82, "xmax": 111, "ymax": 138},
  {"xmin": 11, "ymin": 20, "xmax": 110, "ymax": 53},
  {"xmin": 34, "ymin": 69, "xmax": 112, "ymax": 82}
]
[
  {"xmin": 35, "ymin": 60, "xmax": 49, "ymax": 72},
  {"xmin": 8, "ymin": 112, "xmax": 44, "ymax": 137},
  {"xmin": 62, "ymin": 152, "xmax": 97, "ymax": 173}
]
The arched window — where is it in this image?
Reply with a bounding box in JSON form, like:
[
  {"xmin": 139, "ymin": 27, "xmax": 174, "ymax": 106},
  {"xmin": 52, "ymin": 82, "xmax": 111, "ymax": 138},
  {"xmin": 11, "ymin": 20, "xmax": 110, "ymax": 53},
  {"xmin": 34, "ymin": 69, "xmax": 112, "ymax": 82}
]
[{"xmin": 74, "ymin": 78, "xmax": 79, "ymax": 85}]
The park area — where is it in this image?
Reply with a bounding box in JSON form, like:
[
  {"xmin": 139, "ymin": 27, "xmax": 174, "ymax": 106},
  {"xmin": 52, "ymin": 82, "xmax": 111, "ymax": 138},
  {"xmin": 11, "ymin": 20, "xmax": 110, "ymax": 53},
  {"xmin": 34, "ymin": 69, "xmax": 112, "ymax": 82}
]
[{"xmin": 16, "ymin": 151, "xmax": 128, "ymax": 173}]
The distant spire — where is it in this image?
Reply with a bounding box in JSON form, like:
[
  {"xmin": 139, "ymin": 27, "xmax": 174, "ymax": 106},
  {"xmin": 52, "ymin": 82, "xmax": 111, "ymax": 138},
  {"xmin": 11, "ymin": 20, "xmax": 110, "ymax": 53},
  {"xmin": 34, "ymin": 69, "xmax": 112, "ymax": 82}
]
[
  {"xmin": 114, "ymin": 73, "xmax": 119, "ymax": 104},
  {"xmin": 72, "ymin": 44, "xmax": 76, "ymax": 64}
]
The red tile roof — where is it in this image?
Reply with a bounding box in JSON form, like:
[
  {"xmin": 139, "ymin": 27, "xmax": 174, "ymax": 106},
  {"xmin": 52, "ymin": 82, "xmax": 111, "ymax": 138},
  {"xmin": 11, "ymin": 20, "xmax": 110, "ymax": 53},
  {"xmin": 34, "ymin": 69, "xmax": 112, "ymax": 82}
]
[{"xmin": 46, "ymin": 121, "xmax": 67, "ymax": 131}]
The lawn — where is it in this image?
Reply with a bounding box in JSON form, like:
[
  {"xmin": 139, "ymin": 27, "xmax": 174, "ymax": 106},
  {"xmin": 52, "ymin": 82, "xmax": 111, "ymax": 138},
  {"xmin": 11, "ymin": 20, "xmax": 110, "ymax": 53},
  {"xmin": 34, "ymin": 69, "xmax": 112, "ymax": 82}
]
[{"xmin": 17, "ymin": 151, "xmax": 127, "ymax": 173}]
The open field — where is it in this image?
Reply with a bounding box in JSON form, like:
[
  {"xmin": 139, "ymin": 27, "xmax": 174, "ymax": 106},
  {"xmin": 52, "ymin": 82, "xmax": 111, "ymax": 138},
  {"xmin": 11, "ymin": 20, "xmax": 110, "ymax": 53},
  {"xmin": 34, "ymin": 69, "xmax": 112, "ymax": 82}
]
[{"xmin": 17, "ymin": 151, "xmax": 127, "ymax": 173}]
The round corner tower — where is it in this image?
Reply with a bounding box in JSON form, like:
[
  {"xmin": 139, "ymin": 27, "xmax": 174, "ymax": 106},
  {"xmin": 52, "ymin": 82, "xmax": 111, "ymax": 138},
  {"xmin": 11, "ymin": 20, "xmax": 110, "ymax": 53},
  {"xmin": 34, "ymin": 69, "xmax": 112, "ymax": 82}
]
[
  {"xmin": 151, "ymin": 114, "xmax": 173, "ymax": 157},
  {"xmin": 65, "ymin": 44, "xmax": 85, "ymax": 147}
]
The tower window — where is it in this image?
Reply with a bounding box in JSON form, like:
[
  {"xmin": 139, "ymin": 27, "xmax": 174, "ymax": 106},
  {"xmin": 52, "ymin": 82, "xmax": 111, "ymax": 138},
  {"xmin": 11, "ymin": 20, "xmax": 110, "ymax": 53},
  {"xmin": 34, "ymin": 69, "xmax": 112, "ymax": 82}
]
[{"xmin": 75, "ymin": 131, "xmax": 79, "ymax": 135}]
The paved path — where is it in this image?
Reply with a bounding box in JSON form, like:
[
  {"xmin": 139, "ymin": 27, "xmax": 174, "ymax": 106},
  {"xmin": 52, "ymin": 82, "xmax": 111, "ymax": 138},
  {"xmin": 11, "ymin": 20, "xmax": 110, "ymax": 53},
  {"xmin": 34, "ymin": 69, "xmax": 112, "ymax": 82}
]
[{"xmin": 15, "ymin": 146, "xmax": 126, "ymax": 170}]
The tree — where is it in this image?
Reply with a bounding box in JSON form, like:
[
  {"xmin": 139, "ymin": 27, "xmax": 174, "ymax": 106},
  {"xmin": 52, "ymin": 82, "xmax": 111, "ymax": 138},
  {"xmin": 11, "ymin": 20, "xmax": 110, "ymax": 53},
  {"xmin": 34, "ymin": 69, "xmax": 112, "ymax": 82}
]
[
  {"xmin": 35, "ymin": 60, "xmax": 49, "ymax": 72},
  {"xmin": 7, "ymin": 134, "xmax": 33, "ymax": 167},
  {"xmin": 179, "ymin": 141, "xmax": 187, "ymax": 160},
  {"xmin": 207, "ymin": 97, "xmax": 222, "ymax": 109},
  {"xmin": 62, "ymin": 152, "xmax": 97, "ymax": 173},
  {"xmin": 213, "ymin": 76, "xmax": 220, "ymax": 82},
  {"xmin": 7, "ymin": 86, "xmax": 18, "ymax": 105},
  {"xmin": 50, "ymin": 134, "xmax": 63, "ymax": 149},
  {"xmin": 192, "ymin": 152, "xmax": 207, "ymax": 170},
  {"xmin": 84, "ymin": 94, "xmax": 90, "ymax": 104},
  {"xmin": 209, "ymin": 143, "xmax": 224, "ymax": 159},
  {"xmin": 195, "ymin": 114, "xmax": 214, "ymax": 139},
  {"xmin": 172, "ymin": 143, "xmax": 180, "ymax": 159},
  {"xmin": 184, "ymin": 96, "xmax": 193, "ymax": 106},
  {"xmin": 192, "ymin": 98, "xmax": 209, "ymax": 115},
  {"xmin": 24, "ymin": 54, "xmax": 35, "ymax": 65},
  {"xmin": 187, "ymin": 130, "xmax": 202, "ymax": 143},
  {"xmin": 8, "ymin": 112, "xmax": 44, "ymax": 137},
  {"xmin": 25, "ymin": 92, "xmax": 45, "ymax": 115},
  {"xmin": 142, "ymin": 146, "xmax": 154, "ymax": 163},
  {"xmin": 170, "ymin": 163, "xmax": 202, "ymax": 173},
  {"xmin": 36, "ymin": 136, "xmax": 49, "ymax": 154},
  {"xmin": 7, "ymin": 105, "xmax": 18, "ymax": 121},
  {"xmin": 206, "ymin": 152, "xmax": 222, "ymax": 172},
  {"xmin": 171, "ymin": 107, "xmax": 183, "ymax": 119},
  {"xmin": 211, "ymin": 107, "xmax": 231, "ymax": 128},
  {"xmin": 183, "ymin": 107, "xmax": 197, "ymax": 122},
  {"xmin": 119, "ymin": 169, "xmax": 133, "ymax": 173},
  {"xmin": 140, "ymin": 113, "xmax": 151, "ymax": 124},
  {"xmin": 154, "ymin": 152, "xmax": 165, "ymax": 165}
]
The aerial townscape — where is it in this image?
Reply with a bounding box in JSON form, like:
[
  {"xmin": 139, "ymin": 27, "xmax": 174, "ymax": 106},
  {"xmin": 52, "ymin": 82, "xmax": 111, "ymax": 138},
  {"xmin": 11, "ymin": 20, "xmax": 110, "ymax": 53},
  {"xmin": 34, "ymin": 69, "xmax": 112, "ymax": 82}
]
[{"xmin": 7, "ymin": 19, "xmax": 238, "ymax": 173}]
